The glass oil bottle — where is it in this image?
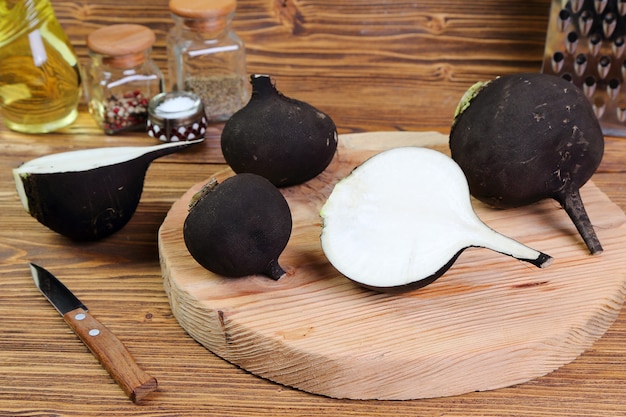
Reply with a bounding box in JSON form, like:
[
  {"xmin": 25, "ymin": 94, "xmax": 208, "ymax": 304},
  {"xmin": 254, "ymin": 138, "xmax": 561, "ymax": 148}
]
[{"xmin": 0, "ymin": 0, "xmax": 82, "ymax": 133}]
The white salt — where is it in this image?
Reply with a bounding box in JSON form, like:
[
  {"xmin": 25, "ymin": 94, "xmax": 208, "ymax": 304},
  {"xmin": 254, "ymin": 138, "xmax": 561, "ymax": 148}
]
[{"xmin": 156, "ymin": 96, "xmax": 197, "ymax": 118}]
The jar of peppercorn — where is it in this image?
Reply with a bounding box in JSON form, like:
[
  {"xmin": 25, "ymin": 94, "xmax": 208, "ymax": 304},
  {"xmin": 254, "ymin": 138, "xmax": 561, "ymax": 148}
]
[
  {"xmin": 85, "ymin": 24, "xmax": 165, "ymax": 135},
  {"xmin": 166, "ymin": 0, "xmax": 249, "ymax": 123}
]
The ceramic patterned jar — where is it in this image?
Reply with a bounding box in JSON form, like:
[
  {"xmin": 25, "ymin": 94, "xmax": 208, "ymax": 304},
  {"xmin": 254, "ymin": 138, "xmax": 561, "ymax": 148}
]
[{"xmin": 147, "ymin": 91, "xmax": 207, "ymax": 142}]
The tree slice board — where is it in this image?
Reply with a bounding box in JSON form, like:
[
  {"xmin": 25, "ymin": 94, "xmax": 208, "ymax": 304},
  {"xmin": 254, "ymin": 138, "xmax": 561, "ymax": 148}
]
[{"xmin": 158, "ymin": 131, "xmax": 626, "ymax": 400}]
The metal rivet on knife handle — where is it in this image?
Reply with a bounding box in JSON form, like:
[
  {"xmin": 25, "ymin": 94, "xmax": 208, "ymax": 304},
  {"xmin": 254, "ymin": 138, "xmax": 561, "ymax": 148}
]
[{"xmin": 63, "ymin": 307, "xmax": 158, "ymax": 403}]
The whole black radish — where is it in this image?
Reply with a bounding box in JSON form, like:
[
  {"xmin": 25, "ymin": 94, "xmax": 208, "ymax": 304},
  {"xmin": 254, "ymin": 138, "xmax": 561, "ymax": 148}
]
[
  {"xmin": 221, "ymin": 74, "xmax": 338, "ymax": 187},
  {"xmin": 449, "ymin": 73, "xmax": 604, "ymax": 255},
  {"xmin": 183, "ymin": 173, "xmax": 292, "ymax": 280}
]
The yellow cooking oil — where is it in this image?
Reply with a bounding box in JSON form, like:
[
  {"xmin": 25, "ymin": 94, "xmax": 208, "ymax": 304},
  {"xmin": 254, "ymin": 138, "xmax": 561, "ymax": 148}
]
[{"xmin": 0, "ymin": 0, "xmax": 81, "ymax": 133}]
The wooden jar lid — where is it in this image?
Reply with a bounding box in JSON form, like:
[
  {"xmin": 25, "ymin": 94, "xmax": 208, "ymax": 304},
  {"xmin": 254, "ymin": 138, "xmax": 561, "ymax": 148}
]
[
  {"xmin": 87, "ymin": 24, "xmax": 156, "ymax": 57},
  {"xmin": 169, "ymin": 0, "xmax": 236, "ymax": 19}
]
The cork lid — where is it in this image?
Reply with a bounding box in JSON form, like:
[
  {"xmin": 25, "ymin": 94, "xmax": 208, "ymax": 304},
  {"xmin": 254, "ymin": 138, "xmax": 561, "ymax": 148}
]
[
  {"xmin": 87, "ymin": 24, "xmax": 156, "ymax": 57},
  {"xmin": 169, "ymin": 0, "xmax": 236, "ymax": 19}
]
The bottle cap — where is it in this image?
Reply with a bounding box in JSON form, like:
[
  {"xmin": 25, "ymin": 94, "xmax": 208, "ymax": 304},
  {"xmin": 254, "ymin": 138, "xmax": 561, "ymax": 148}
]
[
  {"xmin": 87, "ymin": 24, "xmax": 156, "ymax": 67},
  {"xmin": 169, "ymin": 0, "xmax": 236, "ymax": 19}
]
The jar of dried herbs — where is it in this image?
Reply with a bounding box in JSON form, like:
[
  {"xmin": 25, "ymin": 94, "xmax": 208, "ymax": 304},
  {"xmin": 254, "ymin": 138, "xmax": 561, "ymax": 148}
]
[
  {"xmin": 85, "ymin": 24, "xmax": 165, "ymax": 135},
  {"xmin": 167, "ymin": 0, "xmax": 249, "ymax": 123}
]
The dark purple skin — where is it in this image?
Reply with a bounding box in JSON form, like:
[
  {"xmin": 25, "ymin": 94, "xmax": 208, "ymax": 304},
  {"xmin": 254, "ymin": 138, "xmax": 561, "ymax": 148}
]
[
  {"xmin": 356, "ymin": 247, "xmax": 552, "ymax": 293},
  {"xmin": 183, "ymin": 173, "xmax": 292, "ymax": 280},
  {"xmin": 21, "ymin": 164, "xmax": 145, "ymax": 241},
  {"xmin": 19, "ymin": 140, "xmax": 200, "ymax": 241},
  {"xmin": 221, "ymin": 75, "xmax": 338, "ymax": 187},
  {"xmin": 449, "ymin": 73, "xmax": 604, "ymax": 254}
]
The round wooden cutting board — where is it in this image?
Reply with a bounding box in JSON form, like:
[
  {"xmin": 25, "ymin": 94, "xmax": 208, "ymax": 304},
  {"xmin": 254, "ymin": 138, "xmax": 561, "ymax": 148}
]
[{"xmin": 158, "ymin": 131, "xmax": 626, "ymax": 400}]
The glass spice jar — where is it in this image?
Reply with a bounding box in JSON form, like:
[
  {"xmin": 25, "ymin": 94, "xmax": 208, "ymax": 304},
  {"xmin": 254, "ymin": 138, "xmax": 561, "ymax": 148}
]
[
  {"xmin": 167, "ymin": 0, "xmax": 249, "ymax": 123},
  {"xmin": 147, "ymin": 91, "xmax": 207, "ymax": 142},
  {"xmin": 85, "ymin": 24, "xmax": 165, "ymax": 135}
]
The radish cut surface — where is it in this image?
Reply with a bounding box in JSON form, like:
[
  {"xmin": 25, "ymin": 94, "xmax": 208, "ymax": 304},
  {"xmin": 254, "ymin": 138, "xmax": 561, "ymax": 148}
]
[{"xmin": 320, "ymin": 147, "xmax": 552, "ymax": 290}]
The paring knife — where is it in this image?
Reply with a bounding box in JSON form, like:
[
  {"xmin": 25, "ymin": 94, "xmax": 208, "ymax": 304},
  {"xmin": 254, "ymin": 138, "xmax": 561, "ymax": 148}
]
[{"xmin": 29, "ymin": 263, "xmax": 158, "ymax": 403}]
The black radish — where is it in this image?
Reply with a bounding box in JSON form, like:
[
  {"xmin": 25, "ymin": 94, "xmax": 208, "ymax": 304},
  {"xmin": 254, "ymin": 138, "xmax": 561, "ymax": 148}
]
[
  {"xmin": 449, "ymin": 73, "xmax": 604, "ymax": 254},
  {"xmin": 183, "ymin": 173, "xmax": 292, "ymax": 280},
  {"xmin": 320, "ymin": 147, "xmax": 552, "ymax": 292},
  {"xmin": 221, "ymin": 74, "xmax": 338, "ymax": 187},
  {"xmin": 13, "ymin": 139, "xmax": 203, "ymax": 241}
]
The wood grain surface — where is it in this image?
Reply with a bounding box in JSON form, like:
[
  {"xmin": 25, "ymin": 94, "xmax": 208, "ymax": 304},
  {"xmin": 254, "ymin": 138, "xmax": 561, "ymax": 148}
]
[
  {"xmin": 3, "ymin": 0, "xmax": 626, "ymax": 416},
  {"xmin": 159, "ymin": 132, "xmax": 626, "ymax": 400}
]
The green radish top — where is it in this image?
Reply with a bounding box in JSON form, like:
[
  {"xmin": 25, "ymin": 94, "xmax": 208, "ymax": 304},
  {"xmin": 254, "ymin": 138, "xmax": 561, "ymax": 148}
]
[{"xmin": 453, "ymin": 79, "xmax": 491, "ymax": 122}]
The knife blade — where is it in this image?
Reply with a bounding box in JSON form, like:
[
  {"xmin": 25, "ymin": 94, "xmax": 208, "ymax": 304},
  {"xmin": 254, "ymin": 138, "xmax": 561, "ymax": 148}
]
[{"xmin": 29, "ymin": 263, "xmax": 158, "ymax": 403}]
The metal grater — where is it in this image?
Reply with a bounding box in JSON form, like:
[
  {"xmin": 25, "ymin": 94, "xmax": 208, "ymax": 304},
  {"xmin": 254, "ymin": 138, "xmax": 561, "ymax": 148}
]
[{"xmin": 542, "ymin": 0, "xmax": 626, "ymax": 136}]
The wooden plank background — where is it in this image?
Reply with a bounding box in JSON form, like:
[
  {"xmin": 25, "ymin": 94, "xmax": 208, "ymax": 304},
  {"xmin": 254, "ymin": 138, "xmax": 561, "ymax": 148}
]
[{"xmin": 51, "ymin": 0, "xmax": 553, "ymax": 132}]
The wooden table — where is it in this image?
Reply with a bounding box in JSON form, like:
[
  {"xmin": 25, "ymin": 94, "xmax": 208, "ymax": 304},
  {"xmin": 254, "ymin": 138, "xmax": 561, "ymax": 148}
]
[{"xmin": 2, "ymin": 0, "xmax": 626, "ymax": 415}]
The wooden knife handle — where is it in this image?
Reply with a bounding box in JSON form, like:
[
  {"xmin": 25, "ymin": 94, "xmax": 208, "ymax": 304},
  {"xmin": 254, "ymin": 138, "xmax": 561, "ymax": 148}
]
[{"xmin": 63, "ymin": 307, "xmax": 158, "ymax": 403}]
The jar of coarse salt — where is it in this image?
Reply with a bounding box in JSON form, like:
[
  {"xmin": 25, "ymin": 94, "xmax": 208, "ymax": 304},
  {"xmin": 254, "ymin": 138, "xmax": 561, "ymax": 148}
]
[
  {"xmin": 85, "ymin": 24, "xmax": 165, "ymax": 135},
  {"xmin": 147, "ymin": 91, "xmax": 207, "ymax": 142}
]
